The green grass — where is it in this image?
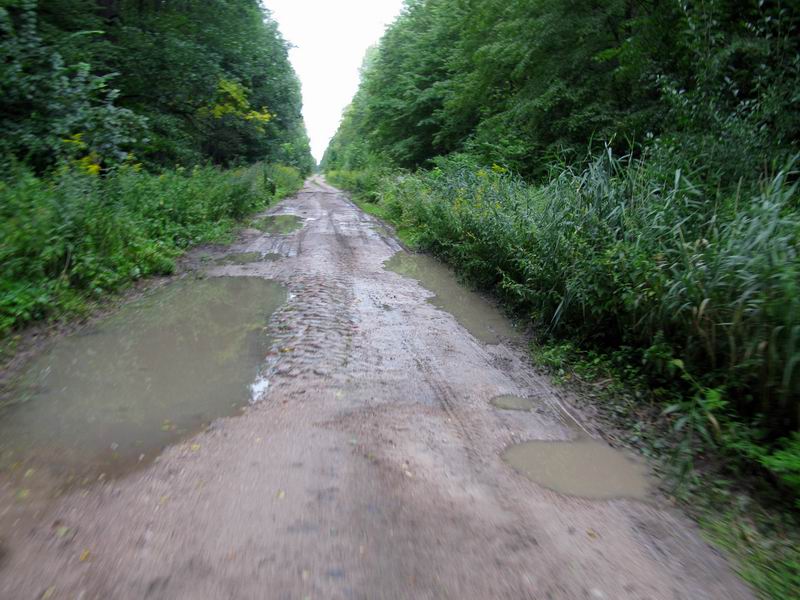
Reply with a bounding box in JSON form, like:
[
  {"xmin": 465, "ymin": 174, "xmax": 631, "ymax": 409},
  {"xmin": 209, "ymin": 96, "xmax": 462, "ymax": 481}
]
[
  {"xmin": 0, "ymin": 162, "xmax": 303, "ymax": 335},
  {"xmin": 347, "ymin": 193, "xmax": 419, "ymax": 249}
]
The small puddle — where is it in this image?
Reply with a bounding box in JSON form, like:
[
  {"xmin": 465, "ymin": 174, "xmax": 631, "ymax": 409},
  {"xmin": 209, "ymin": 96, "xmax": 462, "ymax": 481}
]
[
  {"xmin": 213, "ymin": 252, "xmax": 280, "ymax": 265},
  {"xmin": 503, "ymin": 438, "xmax": 649, "ymax": 500},
  {"xmin": 0, "ymin": 277, "xmax": 286, "ymax": 484},
  {"xmin": 252, "ymin": 215, "xmax": 303, "ymax": 234},
  {"xmin": 490, "ymin": 394, "xmax": 537, "ymax": 411},
  {"xmin": 384, "ymin": 253, "xmax": 517, "ymax": 344}
]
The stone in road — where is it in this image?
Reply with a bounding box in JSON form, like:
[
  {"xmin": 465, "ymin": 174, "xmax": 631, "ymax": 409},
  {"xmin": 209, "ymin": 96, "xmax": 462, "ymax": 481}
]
[{"xmin": 0, "ymin": 178, "xmax": 752, "ymax": 599}]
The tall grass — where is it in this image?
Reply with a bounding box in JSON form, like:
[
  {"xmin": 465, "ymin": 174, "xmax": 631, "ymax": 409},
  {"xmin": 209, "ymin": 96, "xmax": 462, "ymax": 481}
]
[
  {"xmin": 345, "ymin": 152, "xmax": 800, "ymax": 494},
  {"xmin": 0, "ymin": 162, "xmax": 303, "ymax": 334}
]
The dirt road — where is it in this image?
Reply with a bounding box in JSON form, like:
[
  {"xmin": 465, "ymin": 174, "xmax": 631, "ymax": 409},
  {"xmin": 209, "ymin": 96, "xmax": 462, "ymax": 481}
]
[{"xmin": 0, "ymin": 178, "xmax": 752, "ymax": 599}]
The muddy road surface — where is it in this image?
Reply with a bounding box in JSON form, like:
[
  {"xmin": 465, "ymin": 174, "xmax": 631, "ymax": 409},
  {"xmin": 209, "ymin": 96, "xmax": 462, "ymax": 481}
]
[{"xmin": 0, "ymin": 178, "xmax": 752, "ymax": 599}]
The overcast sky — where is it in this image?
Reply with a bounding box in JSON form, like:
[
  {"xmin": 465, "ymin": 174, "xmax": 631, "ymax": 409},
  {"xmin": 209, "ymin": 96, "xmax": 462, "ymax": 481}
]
[{"xmin": 264, "ymin": 0, "xmax": 405, "ymax": 163}]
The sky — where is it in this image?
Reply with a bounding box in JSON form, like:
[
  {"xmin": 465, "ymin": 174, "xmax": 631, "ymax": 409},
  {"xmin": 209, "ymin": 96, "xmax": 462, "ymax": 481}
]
[{"xmin": 264, "ymin": 0, "xmax": 405, "ymax": 163}]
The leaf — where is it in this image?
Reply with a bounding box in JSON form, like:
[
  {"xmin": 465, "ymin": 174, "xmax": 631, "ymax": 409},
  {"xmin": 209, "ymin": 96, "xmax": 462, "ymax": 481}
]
[
  {"xmin": 79, "ymin": 549, "xmax": 91, "ymax": 562},
  {"xmin": 55, "ymin": 526, "xmax": 71, "ymax": 538}
]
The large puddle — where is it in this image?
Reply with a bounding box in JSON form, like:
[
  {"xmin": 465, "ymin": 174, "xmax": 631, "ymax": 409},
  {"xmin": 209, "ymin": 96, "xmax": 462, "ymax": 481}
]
[
  {"xmin": 384, "ymin": 253, "xmax": 517, "ymax": 344},
  {"xmin": 503, "ymin": 438, "xmax": 649, "ymax": 500},
  {"xmin": 252, "ymin": 214, "xmax": 303, "ymax": 234},
  {"xmin": 0, "ymin": 277, "xmax": 286, "ymax": 483}
]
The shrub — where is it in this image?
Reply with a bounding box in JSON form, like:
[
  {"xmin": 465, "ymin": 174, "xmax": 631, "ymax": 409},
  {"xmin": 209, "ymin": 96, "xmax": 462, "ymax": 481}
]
[
  {"xmin": 264, "ymin": 163, "xmax": 304, "ymax": 199},
  {"xmin": 0, "ymin": 162, "xmax": 284, "ymax": 334}
]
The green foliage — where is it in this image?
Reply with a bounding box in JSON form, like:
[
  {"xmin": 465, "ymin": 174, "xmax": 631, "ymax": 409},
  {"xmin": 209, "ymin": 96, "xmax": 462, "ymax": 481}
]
[
  {"xmin": 324, "ymin": 0, "xmax": 799, "ymax": 183},
  {"xmin": 3, "ymin": 0, "xmax": 315, "ymax": 173},
  {"xmin": 326, "ymin": 165, "xmax": 391, "ymax": 203},
  {"xmin": 263, "ymin": 163, "xmax": 305, "ymax": 200},
  {"xmin": 760, "ymin": 434, "xmax": 800, "ymax": 504},
  {"xmin": 0, "ymin": 161, "xmax": 293, "ymax": 334},
  {"xmin": 0, "ymin": 1, "xmax": 145, "ymax": 172}
]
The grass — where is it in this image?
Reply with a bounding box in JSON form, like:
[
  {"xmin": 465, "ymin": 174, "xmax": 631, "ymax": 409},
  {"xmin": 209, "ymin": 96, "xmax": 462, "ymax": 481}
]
[
  {"xmin": 0, "ymin": 161, "xmax": 304, "ymax": 336},
  {"xmin": 346, "ymin": 192, "xmax": 419, "ymax": 249}
]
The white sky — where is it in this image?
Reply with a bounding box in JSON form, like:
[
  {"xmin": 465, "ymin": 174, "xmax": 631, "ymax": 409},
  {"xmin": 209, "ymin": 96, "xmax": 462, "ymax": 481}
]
[{"xmin": 263, "ymin": 0, "xmax": 405, "ymax": 163}]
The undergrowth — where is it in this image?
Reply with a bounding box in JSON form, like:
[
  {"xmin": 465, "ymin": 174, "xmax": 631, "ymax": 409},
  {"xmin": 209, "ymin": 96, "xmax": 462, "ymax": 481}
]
[{"xmin": 0, "ymin": 161, "xmax": 303, "ymax": 335}]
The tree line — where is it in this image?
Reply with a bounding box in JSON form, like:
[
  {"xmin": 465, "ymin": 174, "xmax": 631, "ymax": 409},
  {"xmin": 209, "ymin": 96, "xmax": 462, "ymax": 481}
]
[
  {"xmin": 2, "ymin": 0, "xmax": 314, "ymax": 173},
  {"xmin": 324, "ymin": 0, "xmax": 798, "ymax": 185}
]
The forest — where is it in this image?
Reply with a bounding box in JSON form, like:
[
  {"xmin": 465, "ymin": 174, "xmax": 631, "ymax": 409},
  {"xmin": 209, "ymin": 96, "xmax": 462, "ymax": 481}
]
[
  {"xmin": 1, "ymin": 0, "xmax": 314, "ymax": 333},
  {"xmin": 323, "ymin": 0, "xmax": 800, "ymax": 586}
]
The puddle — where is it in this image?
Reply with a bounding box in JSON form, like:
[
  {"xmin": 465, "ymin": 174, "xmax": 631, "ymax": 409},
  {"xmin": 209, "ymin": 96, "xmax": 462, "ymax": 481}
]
[
  {"xmin": 384, "ymin": 253, "xmax": 517, "ymax": 344},
  {"xmin": 0, "ymin": 277, "xmax": 286, "ymax": 482},
  {"xmin": 491, "ymin": 394, "xmax": 537, "ymax": 411},
  {"xmin": 213, "ymin": 252, "xmax": 280, "ymax": 265},
  {"xmin": 252, "ymin": 215, "xmax": 303, "ymax": 234},
  {"xmin": 503, "ymin": 438, "xmax": 649, "ymax": 500}
]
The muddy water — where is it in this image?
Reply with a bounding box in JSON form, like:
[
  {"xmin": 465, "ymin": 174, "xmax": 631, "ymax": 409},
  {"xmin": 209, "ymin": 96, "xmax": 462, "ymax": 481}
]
[
  {"xmin": 384, "ymin": 253, "xmax": 517, "ymax": 344},
  {"xmin": 252, "ymin": 214, "xmax": 303, "ymax": 234},
  {"xmin": 490, "ymin": 394, "xmax": 537, "ymax": 411},
  {"xmin": 503, "ymin": 438, "xmax": 649, "ymax": 500},
  {"xmin": 212, "ymin": 252, "xmax": 269, "ymax": 265},
  {"xmin": 0, "ymin": 277, "xmax": 286, "ymax": 482},
  {"xmin": 212, "ymin": 252, "xmax": 281, "ymax": 265}
]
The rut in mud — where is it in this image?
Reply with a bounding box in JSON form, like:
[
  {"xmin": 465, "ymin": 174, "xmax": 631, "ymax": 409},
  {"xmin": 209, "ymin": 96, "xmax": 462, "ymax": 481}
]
[{"xmin": 0, "ymin": 177, "xmax": 753, "ymax": 600}]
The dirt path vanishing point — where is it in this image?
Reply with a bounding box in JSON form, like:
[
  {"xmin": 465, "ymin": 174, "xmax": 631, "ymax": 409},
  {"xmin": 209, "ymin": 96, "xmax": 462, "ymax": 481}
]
[{"xmin": 0, "ymin": 177, "xmax": 753, "ymax": 599}]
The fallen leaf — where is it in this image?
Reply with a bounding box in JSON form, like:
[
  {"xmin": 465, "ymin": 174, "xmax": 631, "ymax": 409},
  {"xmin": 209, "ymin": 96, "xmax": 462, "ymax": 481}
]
[
  {"xmin": 55, "ymin": 526, "xmax": 71, "ymax": 538},
  {"xmin": 79, "ymin": 549, "xmax": 91, "ymax": 562},
  {"xmin": 16, "ymin": 489, "xmax": 30, "ymax": 501},
  {"xmin": 24, "ymin": 468, "xmax": 35, "ymax": 479},
  {"xmin": 41, "ymin": 587, "xmax": 55, "ymax": 599},
  {"xmin": 276, "ymin": 489, "xmax": 285, "ymax": 500},
  {"xmin": 190, "ymin": 443, "xmax": 201, "ymax": 452},
  {"xmin": 586, "ymin": 528, "xmax": 599, "ymax": 539}
]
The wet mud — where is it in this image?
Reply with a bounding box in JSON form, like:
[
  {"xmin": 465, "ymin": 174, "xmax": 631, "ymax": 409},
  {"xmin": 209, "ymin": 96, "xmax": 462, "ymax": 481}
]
[
  {"xmin": 212, "ymin": 251, "xmax": 281, "ymax": 265},
  {"xmin": 251, "ymin": 214, "xmax": 303, "ymax": 234},
  {"xmin": 384, "ymin": 253, "xmax": 517, "ymax": 344},
  {"xmin": 490, "ymin": 394, "xmax": 538, "ymax": 411}
]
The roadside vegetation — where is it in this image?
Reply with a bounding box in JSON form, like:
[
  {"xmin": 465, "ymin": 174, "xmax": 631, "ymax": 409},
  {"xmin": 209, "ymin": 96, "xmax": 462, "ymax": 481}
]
[
  {"xmin": 322, "ymin": 0, "xmax": 800, "ymax": 595},
  {"xmin": 0, "ymin": 1, "xmax": 313, "ymax": 335}
]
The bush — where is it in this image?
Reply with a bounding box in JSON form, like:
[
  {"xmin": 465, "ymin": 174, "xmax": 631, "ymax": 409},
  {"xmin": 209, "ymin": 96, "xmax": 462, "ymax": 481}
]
[
  {"xmin": 264, "ymin": 163, "xmax": 305, "ymax": 199},
  {"xmin": 327, "ymin": 165, "xmax": 388, "ymax": 202},
  {"xmin": 0, "ymin": 161, "xmax": 289, "ymax": 334}
]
